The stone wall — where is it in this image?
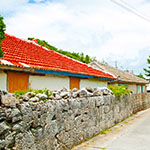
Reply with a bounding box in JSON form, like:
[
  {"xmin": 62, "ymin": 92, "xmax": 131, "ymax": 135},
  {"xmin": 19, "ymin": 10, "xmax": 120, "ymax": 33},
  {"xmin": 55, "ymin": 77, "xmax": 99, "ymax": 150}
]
[
  {"xmin": 0, "ymin": 93, "xmax": 150, "ymax": 150},
  {"xmin": 132, "ymin": 93, "xmax": 150, "ymax": 113}
]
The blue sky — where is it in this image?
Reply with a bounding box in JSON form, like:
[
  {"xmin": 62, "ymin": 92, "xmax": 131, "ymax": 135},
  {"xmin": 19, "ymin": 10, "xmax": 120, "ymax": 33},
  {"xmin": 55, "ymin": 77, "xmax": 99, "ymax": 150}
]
[
  {"xmin": 28, "ymin": 0, "xmax": 49, "ymax": 3},
  {"xmin": 0, "ymin": 0, "xmax": 150, "ymax": 75}
]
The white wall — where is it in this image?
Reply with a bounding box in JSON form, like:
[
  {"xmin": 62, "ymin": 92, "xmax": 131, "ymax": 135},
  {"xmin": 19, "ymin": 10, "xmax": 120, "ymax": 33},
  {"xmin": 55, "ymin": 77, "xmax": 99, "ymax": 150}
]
[
  {"xmin": 80, "ymin": 78, "xmax": 107, "ymax": 89},
  {"xmin": 146, "ymin": 84, "xmax": 150, "ymax": 92},
  {"xmin": 0, "ymin": 71, "xmax": 7, "ymax": 91},
  {"xmin": 29, "ymin": 75, "xmax": 70, "ymax": 90}
]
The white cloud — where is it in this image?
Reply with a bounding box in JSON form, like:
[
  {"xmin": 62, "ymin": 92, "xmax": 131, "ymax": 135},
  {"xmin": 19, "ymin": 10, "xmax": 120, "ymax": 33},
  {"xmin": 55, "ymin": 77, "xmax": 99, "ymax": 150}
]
[{"xmin": 1, "ymin": 0, "xmax": 150, "ymax": 74}]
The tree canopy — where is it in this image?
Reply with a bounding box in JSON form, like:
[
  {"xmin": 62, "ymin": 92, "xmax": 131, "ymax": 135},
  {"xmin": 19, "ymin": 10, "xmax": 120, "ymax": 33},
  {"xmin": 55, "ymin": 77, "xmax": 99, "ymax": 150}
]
[
  {"xmin": 0, "ymin": 15, "xmax": 6, "ymax": 58},
  {"xmin": 135, "ymin": 73, "xmax": 146, "ymax": 80},
  {"xmin": 28, "ymin": 37, "xmax": 93, "ymax": 64},
  {"xmin": 144, "ymin": 56, "xmax": 150, "ymax": 77}
]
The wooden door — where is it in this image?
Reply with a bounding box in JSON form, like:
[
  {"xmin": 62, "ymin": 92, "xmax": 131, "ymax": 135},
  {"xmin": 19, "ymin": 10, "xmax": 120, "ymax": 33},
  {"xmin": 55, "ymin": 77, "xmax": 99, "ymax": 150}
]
[
  {"xmin": 70, "ymin": 77, "xmax": 80, "ymax": 90},
  {"xmin": 8, "ymin": 72, "xmax": 29, "ymax": 93}
]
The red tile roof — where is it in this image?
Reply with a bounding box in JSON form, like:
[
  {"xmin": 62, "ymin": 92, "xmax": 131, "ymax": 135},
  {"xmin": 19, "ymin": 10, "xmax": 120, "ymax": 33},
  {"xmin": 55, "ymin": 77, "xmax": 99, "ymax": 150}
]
[{"xmin": 0, "ymin": 34, "xmax": 116, "ymax": 79}]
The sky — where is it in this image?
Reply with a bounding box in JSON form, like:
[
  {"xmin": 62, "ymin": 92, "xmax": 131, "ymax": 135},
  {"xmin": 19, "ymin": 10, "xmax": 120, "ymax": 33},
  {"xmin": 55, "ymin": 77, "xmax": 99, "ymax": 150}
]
[{"xmin": 0, "ymin": 0, "xmax": 150, "ymax": 75}]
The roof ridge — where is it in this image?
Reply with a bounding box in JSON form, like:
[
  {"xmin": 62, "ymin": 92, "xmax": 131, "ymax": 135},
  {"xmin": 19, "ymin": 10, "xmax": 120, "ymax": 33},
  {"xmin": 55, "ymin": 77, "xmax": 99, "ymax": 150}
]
[{"xmin": 90, "ymin": 61, "xmax": 117, "ymax": 78}]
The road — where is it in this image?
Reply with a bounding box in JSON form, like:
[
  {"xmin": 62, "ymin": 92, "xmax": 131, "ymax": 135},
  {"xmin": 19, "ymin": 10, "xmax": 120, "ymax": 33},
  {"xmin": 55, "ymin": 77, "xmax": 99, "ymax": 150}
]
[{"xmin": 72, "ymin": 109, "xmax": 150, "ymax": 150}]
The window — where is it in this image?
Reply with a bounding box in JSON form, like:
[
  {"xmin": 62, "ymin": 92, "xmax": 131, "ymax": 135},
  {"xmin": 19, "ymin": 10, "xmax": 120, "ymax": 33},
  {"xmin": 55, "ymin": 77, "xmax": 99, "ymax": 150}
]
[
  {"xmin": 141, "ymin": 85, "xmax": 144, "ymax": 93},
  {"xmin": 136, "ymin": 85, "xmax": 140, "ymax": 93}
]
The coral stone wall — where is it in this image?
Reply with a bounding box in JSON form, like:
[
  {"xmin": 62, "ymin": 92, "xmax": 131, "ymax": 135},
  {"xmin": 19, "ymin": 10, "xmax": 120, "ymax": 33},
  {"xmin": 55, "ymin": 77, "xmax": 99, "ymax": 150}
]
[
  {"xmin": 0, "ymin": 93, "xmax": 150, "ymax": 150},
  {"xmin": 132, "ymin": 93, "xmax": 150, "ymax": 113}
]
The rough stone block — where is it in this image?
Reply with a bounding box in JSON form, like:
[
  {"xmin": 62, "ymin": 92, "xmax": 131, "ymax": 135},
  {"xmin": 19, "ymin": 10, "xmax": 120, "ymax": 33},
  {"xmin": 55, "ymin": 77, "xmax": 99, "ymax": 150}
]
[{"xmin": 1, "ymin": 95, "xmax": 20, "ymax": 107}]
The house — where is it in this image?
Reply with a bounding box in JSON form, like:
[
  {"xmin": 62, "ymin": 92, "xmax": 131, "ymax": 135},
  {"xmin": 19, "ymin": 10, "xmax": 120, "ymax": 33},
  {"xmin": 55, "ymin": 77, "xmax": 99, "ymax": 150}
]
[
  {"xmin": 90, "ymin": 60, "xmax": 148, "ymax": 93},
  {"xmin": 146, "ymin": 83, "xmax": 150, "ymax": 92},
  {"xmin": 0, "ymin": 34, "xmax": 116, "ymax": 93}
]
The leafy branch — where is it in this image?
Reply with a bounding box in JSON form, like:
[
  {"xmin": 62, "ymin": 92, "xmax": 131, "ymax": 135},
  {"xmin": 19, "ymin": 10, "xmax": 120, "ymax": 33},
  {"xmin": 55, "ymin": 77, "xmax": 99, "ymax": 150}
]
[{"xmin": 0, "ymin": 14, "xmax": 6, "ymax": 58}]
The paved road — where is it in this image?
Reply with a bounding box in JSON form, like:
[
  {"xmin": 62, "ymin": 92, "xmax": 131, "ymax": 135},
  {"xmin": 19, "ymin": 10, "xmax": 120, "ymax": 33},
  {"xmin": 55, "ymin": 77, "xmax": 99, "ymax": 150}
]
[{"xmin": 73, "ymin": 109, "xmax": 150, "ymax": 150}]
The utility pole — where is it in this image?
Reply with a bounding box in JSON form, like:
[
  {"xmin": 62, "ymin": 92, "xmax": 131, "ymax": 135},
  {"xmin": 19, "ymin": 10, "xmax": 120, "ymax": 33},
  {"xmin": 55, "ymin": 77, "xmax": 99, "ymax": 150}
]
[{"xmin": 115, "ymin": 61, "xmax": 118, "ymax": 68}]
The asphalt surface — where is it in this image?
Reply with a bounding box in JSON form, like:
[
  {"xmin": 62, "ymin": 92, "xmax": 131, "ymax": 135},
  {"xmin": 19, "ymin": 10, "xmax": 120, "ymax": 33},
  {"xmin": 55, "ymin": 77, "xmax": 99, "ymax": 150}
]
[{"xmin": 72, "ymin": 109, "xmax": 150, "ymax": 150}]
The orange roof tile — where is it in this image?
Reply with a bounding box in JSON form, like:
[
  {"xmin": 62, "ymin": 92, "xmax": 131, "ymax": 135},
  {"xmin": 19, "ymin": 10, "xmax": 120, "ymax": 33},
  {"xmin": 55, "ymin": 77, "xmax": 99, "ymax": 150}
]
[{"xmin": 0, "ymin": 34, "xmax": 115, "ymax": 79}]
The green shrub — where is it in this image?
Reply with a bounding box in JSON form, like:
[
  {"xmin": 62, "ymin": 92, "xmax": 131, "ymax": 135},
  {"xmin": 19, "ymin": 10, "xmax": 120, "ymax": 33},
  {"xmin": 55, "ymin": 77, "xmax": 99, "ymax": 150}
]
[{"xmin": 107, "ymin": 85, "xmax": 130, "ymax": 99}]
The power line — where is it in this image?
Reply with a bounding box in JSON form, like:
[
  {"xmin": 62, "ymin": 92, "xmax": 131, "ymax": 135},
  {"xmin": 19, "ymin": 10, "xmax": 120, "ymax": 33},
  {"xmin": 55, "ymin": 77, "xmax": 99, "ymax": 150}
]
[
  {"xmin": 120, "ymin": 0, "xmax": 141, "ymax": 12},
  {"xmin": 110, "ymin": 0, "xmax": 150, "ymax": 23}
]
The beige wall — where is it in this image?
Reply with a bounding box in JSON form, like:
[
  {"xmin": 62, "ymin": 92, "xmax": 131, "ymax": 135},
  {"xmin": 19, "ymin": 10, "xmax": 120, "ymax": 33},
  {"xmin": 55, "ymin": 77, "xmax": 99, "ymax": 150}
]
[
  {"xmin": 0, "ymin": 70, "xmax": 7, "ymax": 91},
  {"xmin": 29, "ymin": 74, "xmax": 70, "ymax": 90},
  {"xmin": 80, "ymin": 78, "xmax": 107, "ymax": 89},
  {"xmin": 128, "ymin": 84, "xmax": 137, "ymax": 93}
]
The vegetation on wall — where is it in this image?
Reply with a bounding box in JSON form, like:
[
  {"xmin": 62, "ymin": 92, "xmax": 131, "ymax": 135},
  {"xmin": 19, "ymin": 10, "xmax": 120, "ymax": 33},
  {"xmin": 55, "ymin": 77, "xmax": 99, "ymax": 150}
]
[
  {"xmin": 144, "ymin": 56, "xmax": 150, "ymax": 77},
  {"xmin": 28, "ymin": 37, "xmax": 93, "ymax": 64},
  {"xmin": 108, "ymin": 85, "xmax": 130, "ymax": 99},
  {"xmin": 14, "ymin": 88, "xmax": 52, "ymax": 99},
  {"xmin": 0, "ymin": 15, "xmax": 6, "ymax": 58}
]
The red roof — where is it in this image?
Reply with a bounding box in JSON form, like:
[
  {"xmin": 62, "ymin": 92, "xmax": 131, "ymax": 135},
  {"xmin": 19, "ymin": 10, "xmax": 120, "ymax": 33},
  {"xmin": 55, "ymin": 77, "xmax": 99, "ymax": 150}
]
[{"xmin": 0, "ymin": 34, "xmax": 115, "ymax": 79}]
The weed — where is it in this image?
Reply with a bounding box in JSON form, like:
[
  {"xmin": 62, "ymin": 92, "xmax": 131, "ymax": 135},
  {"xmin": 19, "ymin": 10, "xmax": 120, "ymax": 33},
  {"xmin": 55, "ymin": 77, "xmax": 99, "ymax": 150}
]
[
  {"xmin": 115, "ymin": 122, "xmax": 119, "ymax": 126},
  {"xmin": 93, "ymin": 147, "xmax": 106, "ymax": 149},
  {"xmin": 85, "ymin": 137, "xmax": 91, "ymax": 141},
  {"xmin": 43, "ymin": 99, "xmax": 49, "ymax": 102},
  {"xmin": 100, "ymin": 129, "xmax": 106, "ymax": 134},
  {"xmin": 106, "ymin": 128, "xmax": 112, "ymax": 131},
  {"xmin": 84, "ymin": 143, "xmax": 89, "ymax": 147}
]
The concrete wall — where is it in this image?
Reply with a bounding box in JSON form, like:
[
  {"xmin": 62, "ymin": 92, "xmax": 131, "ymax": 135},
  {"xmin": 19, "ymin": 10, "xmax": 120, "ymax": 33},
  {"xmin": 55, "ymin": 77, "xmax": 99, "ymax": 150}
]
[
  {"xmin": 29, "ymin": 74, "xmax": 70, "ymax": 90},
  {"xmin": 0, "ymin": 71, "xmax": 7, "ymax": 91},
  {"xmin": 80, "ymin": 78, "xmax": 107, "ymax": 89}
]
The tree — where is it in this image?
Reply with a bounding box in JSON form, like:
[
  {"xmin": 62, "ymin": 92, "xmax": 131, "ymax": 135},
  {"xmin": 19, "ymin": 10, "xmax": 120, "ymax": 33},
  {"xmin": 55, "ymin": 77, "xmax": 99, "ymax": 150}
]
[
  {"xmin": 28, "ymin": 37, "xmax": 93, "ymax": 64},
  {"xmin": 85, "ymin": 55, "xmax": 91, "ymax": 64},
  {"xmin": 0, "ymin": 15, "xmax": 6, "ymax": 58},
  {"xmin": 80, "ymin": 52, "xmax": 85, "ymax": 63},
  {"xmin": 135, "ymin": 73, "xmax": 145, "ymax": 79},
  {"xmin": 144, "ymin": 56, "xmax": 150, "ymax": 77}
]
